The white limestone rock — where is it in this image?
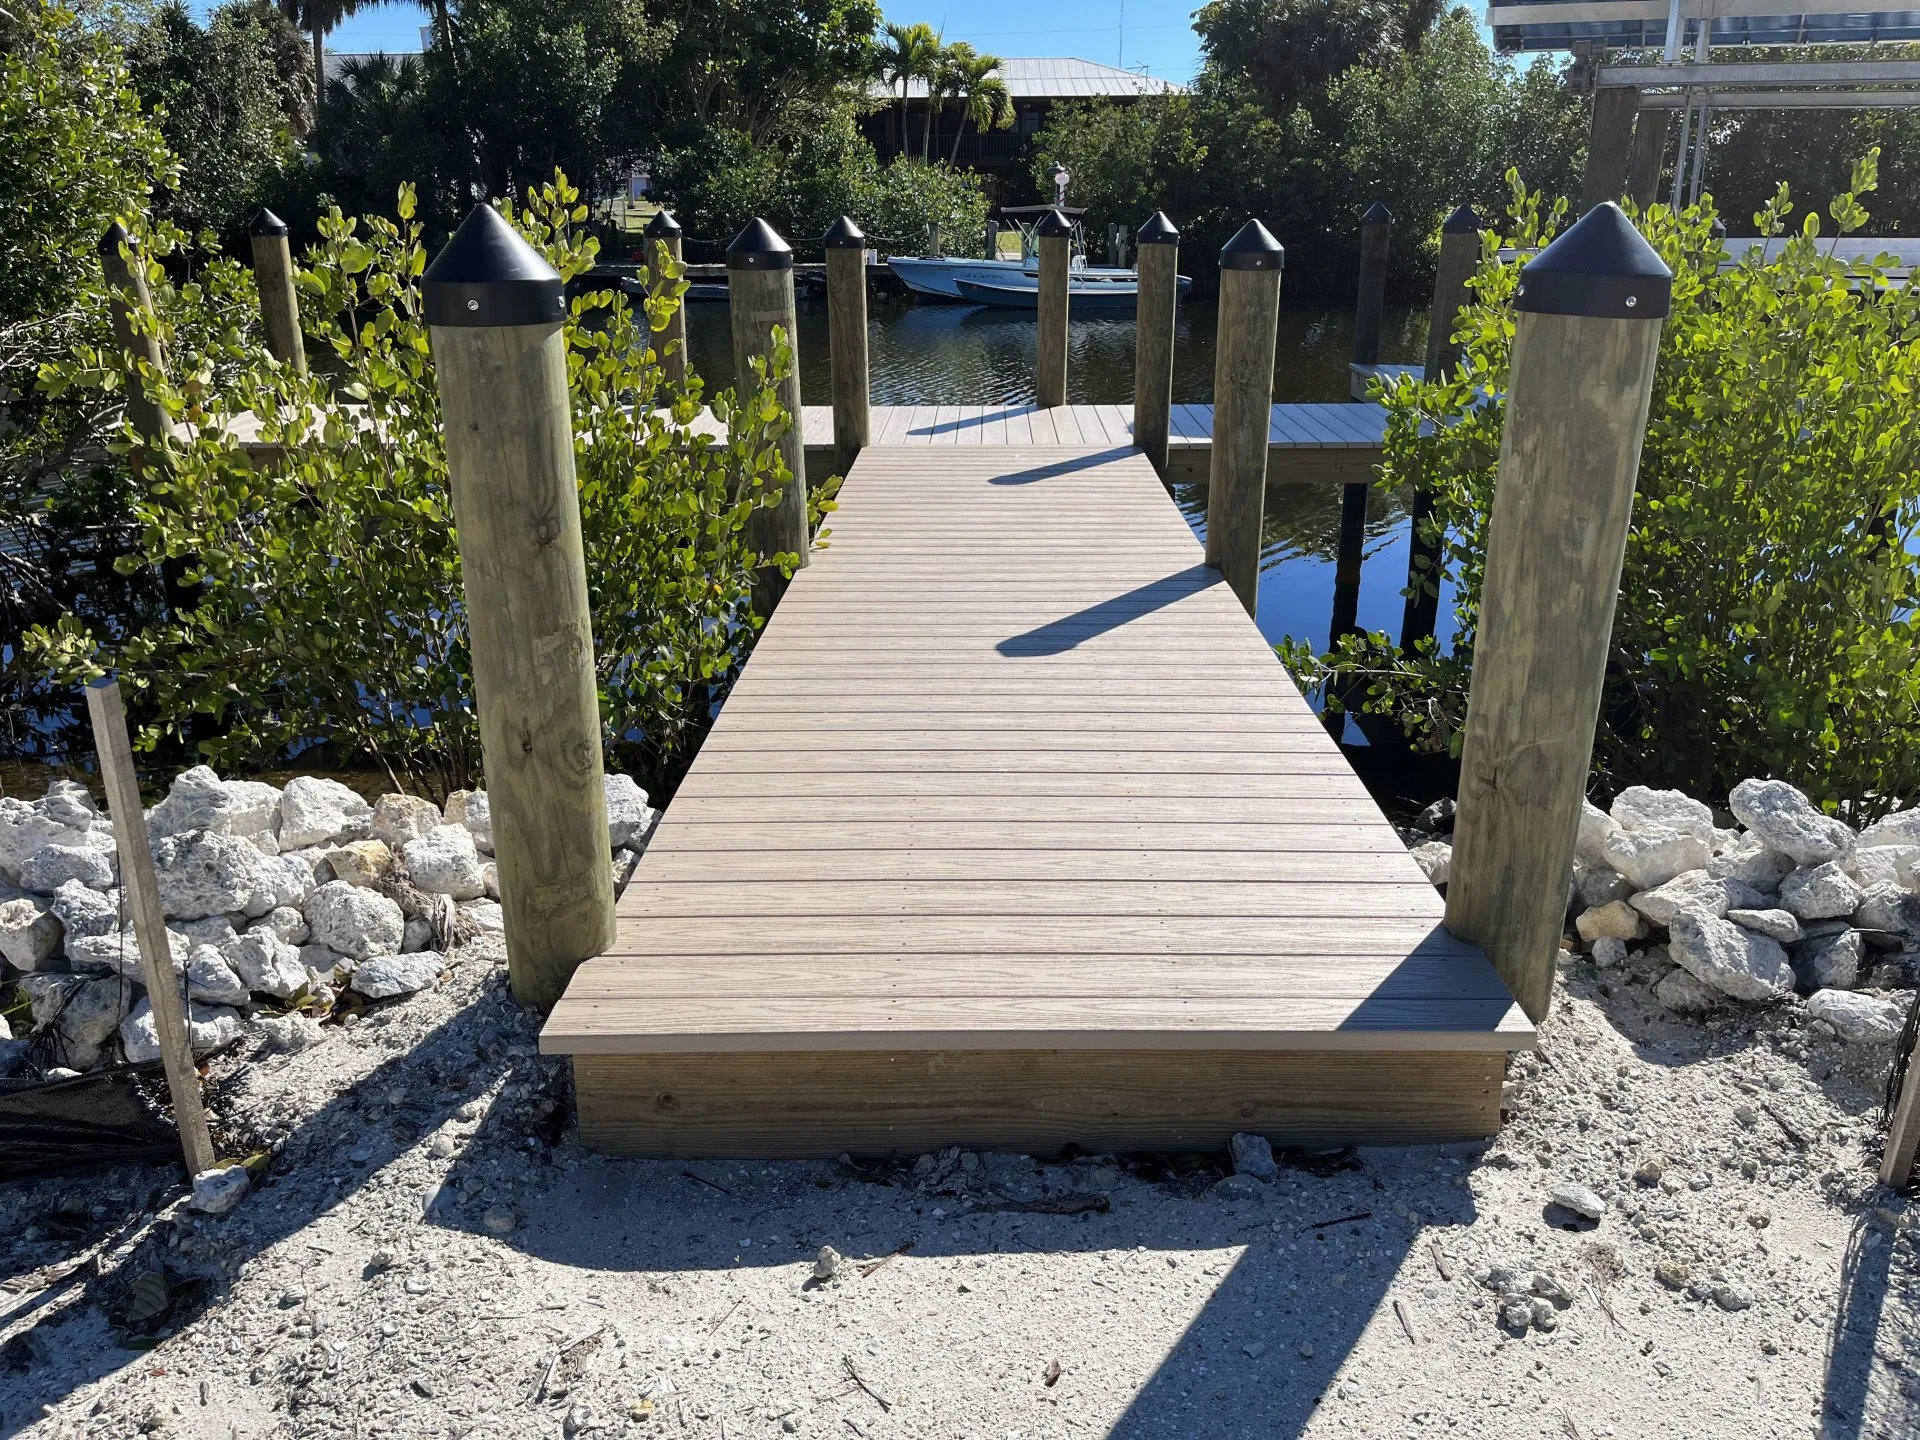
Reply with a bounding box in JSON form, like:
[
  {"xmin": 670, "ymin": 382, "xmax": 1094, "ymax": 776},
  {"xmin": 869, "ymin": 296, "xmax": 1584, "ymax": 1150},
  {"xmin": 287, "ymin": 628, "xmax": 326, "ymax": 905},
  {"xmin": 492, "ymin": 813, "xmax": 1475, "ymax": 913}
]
[
  {"xmin": 186, "ymin": 946, "xmax": 250, "ymax": 1006},
  {"xmin": 1668, "ymin": 912, "xmax": 1794, "ymax": 1002},
  {"xmin": 1795, "ymin": 929, "xmax": 1865, "ymax": 991},
  {"xmin": 369, "ymin": 793, "xmax": 443, "ymax": 847},
  {"xmin": 190, "ymin": 1165, "xmax": 250, "ymax": 1216},
  {"xmin": 1628, "ymin": 870, "xmax": 1768, "ymax": 928},
  {"xmin": 38, "ymin": 780, "xmax": 99, "ymax": 828},
  {"xmin": 173, "ymin": 914, "xmax": 238, "ymax": 949},
  {"xmin": 1858, "ymin": 808, "xmax": 1920, "ymax": 851},
  {"xmin": 1575, "ymin": 862, "xmax": 1636, "ymax": 908},
  {"xmin": 1575, "ymin": 900, "xmax": 1644, "ymax": 943},
  {"xmin": 322, "ymin": 838, "xmax": 393, "ymax": 889},
  {"xmin": 483, "ymin": 862, "xmax": 499, "ymax": 901},
  {"xmin": 462, "ymin": 899, "xmax": 505, "ymax": 934},
  {"xmin": 1575, "ymin": 801, "xmax": 1623, "ymax": 871},
  {"xmin": 1591, "ymin": 936, "xmax": 1629, "ymax": 968},
  {"xmin": 1611, "ymin": 786, "xmax": 1715, "ymax": 841},
  {"xmin": 1843, "ymin": 844, "xmax": 1919, "ymax": 892},
  {"xmin": 1229, "ymin": 1131, "xmax": 1279, "ymax": 1181},
  {"xmin": 401, "ymin": 824, "xmax": 486, "ymax": 900},
  {"xmin": 1779, "ymin": 861, "xmax": 1865, "ymax": 921},
  {"xmin": 401, "ymin": 916, "xmax": 433, "ymax": 953},
  {"xmin": 25, "ymin": 975, "xmax": 134, "ymax": 1070},
  {"xmin": 243, "ymin": 852, "xmax": 316, "ymax": 919},
  {"xmin": 49, "ymin": 879, "xmax": 119, "ymax": 939},
  {"xmin": 250, "ymin": 905, "xmax": 309, "ymax": 946},
  {"xmin": 1854, "ymin": 886, "xmax": 1920, "ymax": 946},
  {"xmin": 120, "ymin": 994, "xmax": 245, "ymax": 1062},
  {"xmin": 152, "ymin": 831, "xmax": 262, "ymax": 921},
  {"xmin": 252, "ymin": 1012, "xmax": 323, "ymax": 1053},
  {"xmin": 1706, "ymin": 832, "xmax": 1794, "ymax": 894},
  {"xmin": 1600, "ymin": 825, "xmax": 1711, "ymax": 891},
  {"xmin": 1728, "ymin": 779, "xmax": 1854, "ymax": 867},
  {"xmin": 65, "ymin": 931, "xmax": 145, "ymax": 978},
  {"xmin": 0, "ymin": 896, "xmax": 62, "ymax": 970},
  {"xmin": 350, "ymin": 949, "xmax": 445, "ymax": 999},
  {"xmin": 1727, "ymin": 908, "xmax": 1803, "ymax": 945},
  {"xmin": 277, "ymin": 776, "xmax": 372, "ymax": 849},
  {"xmin": 305, "ymin": 880, "xmax": 404, "ymax": 960},
  {"xmin": 1804, "ymin": 989, "xmax": 1905, "ymax": 1046},
  {"xmin": 447, "ymin": 789, "xmax": 493, "ymax": 854},
  {"xmin": 1655, "ymin": 967, "xmax": 1722, "ymax": 1015},
  {"xmin": 604, "ymin": 773, "xmax": 654, "ymax": 849},
  {"xmin": 20, "ymin": 843, "xmax": 116, "ymax": 895},
  {"xmin": 0, "ymin": 796, "xmax": 89, "ymax": 884},
  {"xmin": 1409, "ymin": 839, "xmax": 1452, "ymax": 886},
  {"xmin": 297, "ymin": 944, "xmax": 351, "ymax": 987},
  {"xmin": 224, "ymin": 929, "xmax": 309, "ymax": 999}
]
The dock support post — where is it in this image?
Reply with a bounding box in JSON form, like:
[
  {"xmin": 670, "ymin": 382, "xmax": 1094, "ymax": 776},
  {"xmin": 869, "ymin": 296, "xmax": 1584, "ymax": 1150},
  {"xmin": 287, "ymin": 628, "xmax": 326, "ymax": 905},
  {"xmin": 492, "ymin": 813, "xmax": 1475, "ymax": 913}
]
[
  {"xmin": 1582, "ymin": 87, "xmax": 1641, "ymax": 212},
  {"xmin": 1035, "ymin": 207, "xmax": 1072, "ymax": 408},
  {"xmin": 727, "ymin": 218, "xmax": 810, "ymax": 614},
  {"xmin": 1627, "ymin": 110, "xmax": 1670, "ymax": 211},
  {"xmin": 249, "ymin": 209, "xmax": 306, "ymax": 373},
  {"xmin": 1332, "ymin": 203, "xmax": 1391, "ymax": 647},
  {"xmin": 1401, "ymin": 203, "xmax": 1480, "ymax": 651},
  {"xmin": 424, "ymin": 204, "xmax": 615, "ymax": 1013},
  {"xmin": 98, "ymin": 223, "xmax": 167, "ymax": 446},
  {"xmin": 1883, "ymin": 1027, "xmax": 1920, "ymax": 1187},
  {"xmin": 644, "ymin": 209, "xmax": 687, "ymax": 390},
  {"xmin": 1132, "ymin": 211, "xmax": 1180, "ymax": 480},
  {"xmin": 1444, "ymin": 203, "xmax": 1670, "ymax": 1023},
  {"xmin": 823, "ymin": 215, "xmax": 871, "ymax": 477},
  {"xmin": 1204, "ymin": 220, "xmax": 1284, "ymax": 618}
]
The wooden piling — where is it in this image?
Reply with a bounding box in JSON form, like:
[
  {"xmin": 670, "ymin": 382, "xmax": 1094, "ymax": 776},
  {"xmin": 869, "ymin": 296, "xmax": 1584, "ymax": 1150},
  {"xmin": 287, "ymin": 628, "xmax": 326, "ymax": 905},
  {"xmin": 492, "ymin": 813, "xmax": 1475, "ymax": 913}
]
[
  {"xmin": 1581, "ymin": 87, "xmax": 1641, "ymax": 211},
  {"xmin": 1444, "ymin": 203, "xmax": 1671, "ymax": 1023},
  {"xmin": 1401, "ymin": 203, "xmax": 1481, "ymax": 651},
  {"xmin": 1883, "ymin": 1029, "xmax": 1920, "ymax": 1187},
  {"xmin": 84, "ymin": 677, "xmax": 218, "ymax": 1177},
  {"xmin": 823, "ymin": 216, "xmax": 871, "ymax": 477},
  {"xmin": 98, "ymin": 223, "xmax": 166, "ymax": 444},
  {"xmin": 644, "ymin": 209, "xmax": 687, "ymax": 390},
  {"xmin": 1204, "ymin": 220, "xmax": 1284, "ymax": 618},
  {"xmin": 728, "ymin": 218, "xmax": 811, "ymax": 615},
  {"xmin": 424, "ymin": 204, "xmax": 616, "ymax": 1013},
  {"xmin": 248, "ymin": 208, "xmax": 306, "ymax": 374},
  {"xmin": 1035, "ymin": 208, "xmax": 1072, "ymax": 408},
  {"xmin": 1333, "ymin": 204, "xmax": 1391, "ymax": 646},
  {"xmin": 1627, "ymin": 110, "xmax": 1670, "ymax": 211},
  {"xmin": 1132, "ymin": 211, "xmax": 1181, "ymax": 481}
]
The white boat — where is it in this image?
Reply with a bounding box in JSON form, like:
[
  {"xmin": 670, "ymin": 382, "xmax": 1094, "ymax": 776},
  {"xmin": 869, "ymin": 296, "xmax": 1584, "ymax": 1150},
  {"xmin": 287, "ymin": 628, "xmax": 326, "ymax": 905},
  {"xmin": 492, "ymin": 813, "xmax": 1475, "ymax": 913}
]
[{"xmin": 888, "ymin": 205, "xmax": 1138, "ymax": 301}]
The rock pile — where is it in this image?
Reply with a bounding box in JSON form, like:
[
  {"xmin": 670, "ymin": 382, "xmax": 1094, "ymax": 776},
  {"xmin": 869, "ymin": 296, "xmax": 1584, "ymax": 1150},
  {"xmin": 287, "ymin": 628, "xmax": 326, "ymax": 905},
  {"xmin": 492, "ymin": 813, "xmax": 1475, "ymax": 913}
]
[
  {"xmin": 0, "ymin": 767, "xmax": 657, "ymax": 1075},
  {"xmin": 1406, "ymin": 777, "xmax": 1917, "ymax": 1049}
]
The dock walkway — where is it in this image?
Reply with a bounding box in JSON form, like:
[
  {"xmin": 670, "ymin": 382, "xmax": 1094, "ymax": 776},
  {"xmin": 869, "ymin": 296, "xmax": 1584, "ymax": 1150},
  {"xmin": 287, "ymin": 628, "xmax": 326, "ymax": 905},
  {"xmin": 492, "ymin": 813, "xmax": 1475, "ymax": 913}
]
[{"xmin": 541, "ymin": 441, "xmax": 1531, "ymax": 1157}]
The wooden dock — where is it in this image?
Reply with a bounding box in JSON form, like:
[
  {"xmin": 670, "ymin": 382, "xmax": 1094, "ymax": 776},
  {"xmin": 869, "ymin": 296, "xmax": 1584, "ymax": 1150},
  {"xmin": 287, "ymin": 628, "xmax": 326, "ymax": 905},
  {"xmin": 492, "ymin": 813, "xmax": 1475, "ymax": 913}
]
[{"xmin": 541, "ymin": 441, "xmax": 1531, "ymax": 1158}]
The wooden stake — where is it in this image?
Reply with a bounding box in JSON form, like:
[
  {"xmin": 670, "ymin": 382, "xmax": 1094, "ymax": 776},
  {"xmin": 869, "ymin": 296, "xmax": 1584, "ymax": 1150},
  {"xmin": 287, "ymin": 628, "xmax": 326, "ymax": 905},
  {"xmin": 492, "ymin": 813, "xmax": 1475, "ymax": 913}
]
[
  {"xmin": 1035, "ymin": 208, "xmax": 1072, "ymax": 408},
  {"xmin": 1132, "ymin": 212, "xmax": 1181, "ymax": 481},
  {"xmin": 1204, "ymin": 220, "xmax": 1284, "ymax": 618},
  {"xmin": 823, "ymin": 216, "xmax": 871, "ymax": 478},
  {"xmin": 1883, "ymin": 1020, "xmax": 1920, "ymax": 1188},
  {"xmin": 1581, "ymin": 87, "xmax": 1641, "ymax": 212},
  {"xmin": 1333, "ymin": 204, "xmax": 1392, "ymax": 646},
  {"xmin": 645, "ymin": 210, "xmax": 688, "ymax": 391},
  {"xmin": 1444, "ymin": 204, "xmax": 1671, "ymax": 1022},
  {"xmin": 728, "ymin": 218, "xmax": 810, "ymax": 616},
  {"xmin": 83, "ymin": 677, "xmax": 216, "ymax": 1177},
  {"xmin": 248, "ymin": 209, "xmax": 306, "ymax": 374},
  {"xmin": 424, "ymin": 205, "xmax": 616, "ymax": 1012},
  {"xmin": 98, "ymin": 223, "xmax": 167, "ymax": 444}
]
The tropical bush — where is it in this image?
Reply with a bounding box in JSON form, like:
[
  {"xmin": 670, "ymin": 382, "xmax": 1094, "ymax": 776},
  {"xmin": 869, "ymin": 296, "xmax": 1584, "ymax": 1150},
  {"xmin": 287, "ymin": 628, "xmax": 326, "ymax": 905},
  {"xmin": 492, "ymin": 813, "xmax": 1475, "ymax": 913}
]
[
  {"xmin": 29, "ymin": 175, "xmax": 803, "ymax": 801},
  {"xmin": 1284, "ymin": 155, "xmax": 1920, "ymax": 821}
]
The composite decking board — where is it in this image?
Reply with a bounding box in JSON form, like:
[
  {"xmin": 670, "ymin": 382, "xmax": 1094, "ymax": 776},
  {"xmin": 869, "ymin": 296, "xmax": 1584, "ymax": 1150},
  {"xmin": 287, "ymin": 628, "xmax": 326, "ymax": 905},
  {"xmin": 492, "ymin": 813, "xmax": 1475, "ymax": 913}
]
[
  {"xmin": 543, "ymin": 440, "xmax": 1529, "ymax": 1074},
  {"xmin": 773, "ymin": 405, "xmax": 1387, "ymax": 449}
]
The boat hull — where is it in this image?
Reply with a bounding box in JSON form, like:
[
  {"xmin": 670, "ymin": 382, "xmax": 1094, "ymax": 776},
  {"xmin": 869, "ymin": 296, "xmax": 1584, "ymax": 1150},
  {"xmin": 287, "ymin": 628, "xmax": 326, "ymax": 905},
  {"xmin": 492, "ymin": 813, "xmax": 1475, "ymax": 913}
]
[
  {"xmin": 886, "ymin": 256, "xmax": 1134, "ymax": 300},
  {"xmin": 955, "ymin": 278, "xmax": 1142, "ymax": 312}
]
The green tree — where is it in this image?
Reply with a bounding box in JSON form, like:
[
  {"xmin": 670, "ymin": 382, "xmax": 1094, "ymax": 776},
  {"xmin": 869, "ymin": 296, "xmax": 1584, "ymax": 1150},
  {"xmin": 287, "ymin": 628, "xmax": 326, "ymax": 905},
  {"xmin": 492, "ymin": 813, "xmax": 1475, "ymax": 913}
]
[
  {"xmin": 1193, "ymin": 0, "xmax": 1444, "ymax": 117},
  {"xmin": 877, "ymin": 20, "xmax": 940, "ymax": 158},
  {"xmin": 941, "ymin": 42, "xmax": 1013, "ymax": 164}
]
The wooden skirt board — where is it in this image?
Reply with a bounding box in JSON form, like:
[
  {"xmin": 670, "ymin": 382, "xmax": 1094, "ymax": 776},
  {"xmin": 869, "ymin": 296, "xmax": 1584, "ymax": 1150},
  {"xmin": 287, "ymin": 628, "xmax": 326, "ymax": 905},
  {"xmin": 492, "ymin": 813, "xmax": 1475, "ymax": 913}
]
[
  {"xmin": 573, "ymin": 1050, "xmax": 1505, "ymax": 1158},
  {"xmin": 542, "ymin": 442, "xmax": 1531, "ymax": 1157}
]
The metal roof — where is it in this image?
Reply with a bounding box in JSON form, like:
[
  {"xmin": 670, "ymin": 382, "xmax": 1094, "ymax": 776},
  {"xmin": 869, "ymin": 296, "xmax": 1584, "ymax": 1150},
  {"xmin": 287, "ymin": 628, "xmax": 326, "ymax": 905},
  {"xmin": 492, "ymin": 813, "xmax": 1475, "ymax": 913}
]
[
  {"xmin": 1488, "ymin": 0, "xmax": 1920, "ymax": 51},
  {"xmin": 879, "ymin": 57, "xmax": 1183, "ymax": 101}
]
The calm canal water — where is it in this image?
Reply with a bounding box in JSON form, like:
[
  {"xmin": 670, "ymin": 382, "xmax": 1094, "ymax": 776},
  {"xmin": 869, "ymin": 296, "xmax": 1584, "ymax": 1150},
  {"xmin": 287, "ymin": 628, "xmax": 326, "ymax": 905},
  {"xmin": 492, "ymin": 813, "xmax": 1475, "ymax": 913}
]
[{"xmin": 684, "ymin": 296, "xmax": 1448, "ymax": 664}]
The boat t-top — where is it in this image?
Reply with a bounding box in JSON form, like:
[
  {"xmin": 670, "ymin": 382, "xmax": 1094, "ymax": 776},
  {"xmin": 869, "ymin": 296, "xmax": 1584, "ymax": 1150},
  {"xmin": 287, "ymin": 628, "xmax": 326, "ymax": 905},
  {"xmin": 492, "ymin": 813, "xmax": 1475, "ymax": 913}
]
[{"xmin": 887, "ymin": 205, "xmax": 1192, "ymax": 307}]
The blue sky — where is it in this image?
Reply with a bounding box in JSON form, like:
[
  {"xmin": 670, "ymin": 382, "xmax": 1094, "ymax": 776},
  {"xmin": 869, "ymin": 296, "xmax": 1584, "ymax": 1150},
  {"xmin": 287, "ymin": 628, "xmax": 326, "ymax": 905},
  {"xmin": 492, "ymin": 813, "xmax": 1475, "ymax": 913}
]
[{"xmin": 258, "ymin": 1, "xmax": 1213, "ymax": 83}]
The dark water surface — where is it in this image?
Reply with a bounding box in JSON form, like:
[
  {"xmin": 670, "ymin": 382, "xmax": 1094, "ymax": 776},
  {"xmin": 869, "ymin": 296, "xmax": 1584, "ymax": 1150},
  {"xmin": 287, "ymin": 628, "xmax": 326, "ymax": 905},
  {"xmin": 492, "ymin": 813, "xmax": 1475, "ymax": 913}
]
[{"xmin": 685, "ymin": 297, "xmax": 1447, "ymax": 658}]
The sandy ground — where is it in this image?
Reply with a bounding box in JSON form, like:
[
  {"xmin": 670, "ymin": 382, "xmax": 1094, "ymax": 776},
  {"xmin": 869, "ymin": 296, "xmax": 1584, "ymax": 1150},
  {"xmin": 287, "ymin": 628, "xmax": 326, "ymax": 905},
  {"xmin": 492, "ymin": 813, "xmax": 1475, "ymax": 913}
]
[{"xmin": 2, "ymin": 937, "xmax": 1916, "ymax": 1440}]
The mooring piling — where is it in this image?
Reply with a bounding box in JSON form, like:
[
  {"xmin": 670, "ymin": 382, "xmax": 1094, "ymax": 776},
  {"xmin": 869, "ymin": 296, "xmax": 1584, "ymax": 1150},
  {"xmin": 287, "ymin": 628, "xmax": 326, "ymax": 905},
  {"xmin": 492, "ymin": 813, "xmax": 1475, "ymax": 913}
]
[
  {"xmin": 424, "ymin": 203, "xmax": 616, "ymax": 1013},
  {"xmin": 1332, "ymin": 203, "xmax": 1392, "ymax": 647},
  {"xmin": 1443, "ymin": 202, "xmax": 1671, "ymax": 1023},
  {"xmin": 1582, "ymin": 85, "xmax": 1641, "ymax": 212},
  {"xmin": 98, "ymin": 223, "xmax": 166, "ymax": 445},
  {"xmin": 644, "ymin": 209, "xmax": 688, "ymax": 390},
  {"xmin": 1401, "ymin": 203, "xmax": 1481, "ymax": 651},
  {"xmin": 823, "ymin": 215, "xmax": 871, "ymax": 477},
  {"xmin": 727, "ymin": 218, "xmax": 811, "ymax": 613},
  {"xmin": 249, "ymin": 208, "xmax": 305, "ymax": 374},
  {"xmin": 1627, "ymin": 110, "xmax": 1670, "ymax": 211},
  {"xmin": 1132, "ymin": 211, "xmax": 1181, "ymax": 481},
  {"xmin": 1204, "ymin": 219, "xmax": 1284, "ymax": 618},
  {"xmin": 1035, "ymin": 207, "xmax": 1073, "ymax": 408}
]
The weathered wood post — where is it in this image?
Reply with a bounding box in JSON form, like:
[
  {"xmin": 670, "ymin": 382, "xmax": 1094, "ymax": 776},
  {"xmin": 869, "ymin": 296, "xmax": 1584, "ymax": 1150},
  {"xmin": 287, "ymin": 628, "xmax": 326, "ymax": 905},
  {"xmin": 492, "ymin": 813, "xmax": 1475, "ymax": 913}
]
[
  {"xmin": 644, "ymin": 209, "xmax": 687, "ymax": 390},
  {"xmin": 98, "ymin": 223, "xmax": 167, "ymax": 445},
  {"xmin": 984, "ymin": 217, "xmax": 999, "ymax": 260},
  {"xmin": 1884, "ymin": 1030, "xmax": 1920, "ymax": 1187},
  {"xmin": 424, "ymin": 204, "xmax": 615, "ymax": 1012},
  {"xmin": 84, "ymin": 677, "xmax": 217, "ymax": 1178},
  {"xmin": 1444, "ymin": 203, "xmax": 1671, "ymax": 1023},
  {"xmin": 1204, "ymin": 220, "xmax": 1284, "ymax": 618},
  {"xmin": 1401, "ymin": 203, "xmax": 1481, "ymax": 651},
  {"xmin": 1035, "ymin": 207, "xmax": 1072, "ymax": 408},
  {"xmin": 823, "ymin": 215, "xmax": 871, "ymax": 477},
  {"xmin": 1132, "ymin": 212, "xmax": 1181, "ymax": 481},
  {"xmin": 728, "ymin": 218, "xmax": 811, "ymax": 614},
  {"xmin": 1626, "ymin": 111, "xmax": 1670, "ymax": 211},
  {"xmin": 1332, "ymin": 203, "xmax": 1392, "ymax": 646},
  {"xmin": 1581, "ymin": 86, "xmax": 1641, "ymax": 211},
  {"xmin": 248, "ymin": 208, "xmax": 306, "ymax": 373}
]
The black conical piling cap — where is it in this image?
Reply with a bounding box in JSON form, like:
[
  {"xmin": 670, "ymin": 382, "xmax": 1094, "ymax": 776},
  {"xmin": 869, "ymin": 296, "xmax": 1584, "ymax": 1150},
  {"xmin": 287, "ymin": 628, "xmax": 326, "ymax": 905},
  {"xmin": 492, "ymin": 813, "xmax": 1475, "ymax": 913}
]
[
  {"xmin": 98, "ymin": 221, "xmax": 135, "ymax": 257},
  {"xmin": 644, "ymin": 209, "xmax": 682, "ymax": 239},
  {"xmin": 1516, "ymin": 201, "xmax": 1670, "ymax": 320},
  {"xmin": 1036, "ymin": 207, "xmax": 1074, "ymax": 239},
  {"xmin": 1219, "ymin": 219, "xmax": 1284, "ymax": 272},
  {"xmin": 727, "ymin": 218, "xmax": 793, "ymax": 271},
  {"xmin": 822, "ymin": 216, "xmax": 866, "ymax": 249},
  {"xmin": 250, "ymin": 208, "xmax": 288, "ymax": 237},
  {"xmin": 1362, "ymin": 202, "xmax": 1392, "ymax": 227},
  {"xmin": 423, "ymin": 204, "xmax": 565, "ymax": 328},
  {"xmin": 1136, "ymin": 211, "xmax": 1180, "ymax": 245},
  {"xmin": 1443, "ymin": 203, "xmax": 1481, "ymax": 234}
]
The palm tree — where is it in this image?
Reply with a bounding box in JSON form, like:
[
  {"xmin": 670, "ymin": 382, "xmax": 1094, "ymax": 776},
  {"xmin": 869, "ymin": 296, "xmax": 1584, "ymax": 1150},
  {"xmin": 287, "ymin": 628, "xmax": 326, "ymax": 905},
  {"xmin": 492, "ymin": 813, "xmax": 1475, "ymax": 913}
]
[
  {"xmin": 876, "ymin": 21, "xmax": 940, "ymax": 161},
  {"xmin": 278, "ymin": 0, "xmax": 412, "ymax": 97},
  {"xmin": 943, "ymin": 45, "xmax": 1013, "ymax": 165}
]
